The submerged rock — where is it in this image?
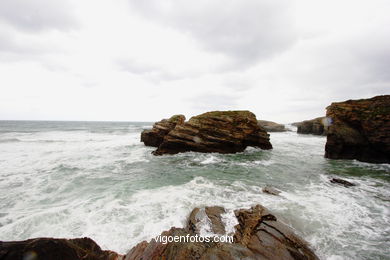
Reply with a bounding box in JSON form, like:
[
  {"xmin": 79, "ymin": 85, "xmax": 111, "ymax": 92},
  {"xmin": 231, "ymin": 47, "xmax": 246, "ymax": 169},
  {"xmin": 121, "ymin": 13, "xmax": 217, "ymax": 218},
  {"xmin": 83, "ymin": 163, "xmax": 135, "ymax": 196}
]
[
  {"xmin": 126, "ymin": 204, "xmax": 319, "ymax": 260},
  {"xmin": 295, "ymin": 117, "xmax": 328, "ymax": 135},
  {"xmin": 142, "ymin": 110, "xmax": 272, "ymax": 155},
  {"xmin": 262, "ymin": 185, "xmax": 281, "ymax": 195},
  {"xmin": 330, "ymin": 178, "xmax": 356, "ymax": 187},
  {"xmin": 257, "ymin": 120, "xmax": 286, "ymax": 132},
  {"xmin": 140, "ymin": 115, "xmax": 185, "ymax": 147},
  {"xmin": 0, "ymin": 237, "xmax": 122, "ymax": 260},
  {"xmin": 325, "ymin": 95, "xmax": 390, "ymax": 163}
]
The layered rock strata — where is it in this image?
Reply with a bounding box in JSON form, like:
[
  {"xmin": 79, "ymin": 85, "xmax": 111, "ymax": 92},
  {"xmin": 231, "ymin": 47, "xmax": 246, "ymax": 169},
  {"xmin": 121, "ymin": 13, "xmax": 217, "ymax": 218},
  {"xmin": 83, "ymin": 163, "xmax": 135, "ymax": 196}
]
[
  {"xmin": 142, "ymin": 111, "xmax": 272, "ymax": 155},
  {"xmin": 325, "ymin": 95, "xmax": 390, "ymax": 163}
]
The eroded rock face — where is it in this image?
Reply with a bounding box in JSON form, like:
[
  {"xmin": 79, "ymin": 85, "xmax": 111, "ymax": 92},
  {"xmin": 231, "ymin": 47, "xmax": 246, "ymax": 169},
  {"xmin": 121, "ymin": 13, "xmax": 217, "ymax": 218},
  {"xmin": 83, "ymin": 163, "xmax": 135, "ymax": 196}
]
[
  {"xmin": 125, "ymin": 204, "xmax": 319, "ymax": 260},
  {"xmin": 296, "ymin": 117, "xmax": 328, "ymax": 135},
  {"xmin": 325, "ymin": 95, "xmax": 390, "ymax": 163},
  {"xmin": 149, "ymin": 111, "xmax": 272, "ymax": 155},
  {"xmin": 0, "ymin": 237, "xmax": 122, "ymax": 260},
  {"xmin": 258, "ymin": 120, "xmax": 286, "ymax": 132},
  {"xmin": 140, "ymin": 115, "xmax": 185, "ymax": 147}
]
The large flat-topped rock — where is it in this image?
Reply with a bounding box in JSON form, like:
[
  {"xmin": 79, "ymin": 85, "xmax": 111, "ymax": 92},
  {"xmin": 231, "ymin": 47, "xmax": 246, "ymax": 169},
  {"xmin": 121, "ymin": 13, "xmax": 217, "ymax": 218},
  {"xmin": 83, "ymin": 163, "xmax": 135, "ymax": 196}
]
[{"xmin": 141, "ymin": 110, "xmax": 272, "ymax": 155}]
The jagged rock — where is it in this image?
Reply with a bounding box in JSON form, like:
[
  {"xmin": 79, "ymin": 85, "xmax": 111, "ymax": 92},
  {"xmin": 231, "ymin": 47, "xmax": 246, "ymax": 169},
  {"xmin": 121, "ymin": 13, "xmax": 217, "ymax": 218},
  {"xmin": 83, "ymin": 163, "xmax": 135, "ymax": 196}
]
[
  {"xmin": 258, "ymin": 120, "xmax": 286, "ymax": 132},
  {"xmin": 295, "ymin": 117, "xmax": 328, "ymax": 135},
  {"xmin": 151, "ymin": 111, "xmax": 272, "ymax": 155},
  {"xmin": 141, "ymin": 115, "xmax": 185, "ymax": 147},
  {"xmin": 262, "ymin": 185, "xmax": 281, "ymax": 195},
  {"xmin": 125, "ymin": 204, "xmax": 319, "ymax": 260},
  {"xmin": 330, "ymin": 178, "xmax": 356, "ymax": 187},
  {"xmin": 325, "ymin": 95, "xmax": 390, "ymax": 163},
  {"xmin": 0, "ymin": 237, "xmax": 122, "ymax": 260},
  {"xmin": 187, "ymin": 206, "xmax": 226, "ymax": 235}
]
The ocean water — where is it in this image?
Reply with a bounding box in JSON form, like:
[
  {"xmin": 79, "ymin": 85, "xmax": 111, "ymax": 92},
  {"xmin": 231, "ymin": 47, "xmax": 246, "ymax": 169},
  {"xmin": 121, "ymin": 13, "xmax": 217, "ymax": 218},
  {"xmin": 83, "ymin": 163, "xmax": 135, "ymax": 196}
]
[{"xmin": 0, "ymin": 121, "xmax": 389, "ymax": 260}]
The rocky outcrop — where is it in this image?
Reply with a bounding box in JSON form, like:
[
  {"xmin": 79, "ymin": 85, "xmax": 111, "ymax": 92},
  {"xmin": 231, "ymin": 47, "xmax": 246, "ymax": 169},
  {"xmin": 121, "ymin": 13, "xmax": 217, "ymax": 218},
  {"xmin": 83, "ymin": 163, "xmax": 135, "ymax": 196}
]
[
  {"xmin": 330, "ymin": 178, "xmax": 355, "ymax": 187},
  {"xmin": 141, "ymin": 111, "xmax": 272, "ymax": 155},
  {"xmin": 262, "ymin": 185, "xmax": 281, "ymax": 195},
  {"xmin": 141, "ymin": 115, "xmax": 185, "ymax": 147},
  {"xmin": 258, "ymin": 120, "xmax": 286, "ymax": 132},
  {"xmin": 295, "ymin": 117, "xmax": 328, "ymax": 135},
  {"xmin": 0, "ymin": 205, "xmax": 319, "ymax": 260},
  {"xmin": 125, "ymin": 204, "xmax": 319, "ymax": 260},
  {"xmin": 0, "ymin": 237, "xmax": 122, "ymax": 260},
  {"xmin": 325, "ymin": 95, "xmax": 390, "ymax": 163}
]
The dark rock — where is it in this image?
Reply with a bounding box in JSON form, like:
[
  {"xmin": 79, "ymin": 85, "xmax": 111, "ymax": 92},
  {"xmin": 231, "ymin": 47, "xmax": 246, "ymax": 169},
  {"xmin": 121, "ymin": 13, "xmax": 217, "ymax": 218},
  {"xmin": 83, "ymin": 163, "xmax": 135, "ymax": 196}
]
[
  {"xmin": 258, "ymin": 120, "xmax": 286, "ymax": 132},
  {"xmin": 141, "ymin": 114, "xmax": 185, "ymax": 147},
  {"xmin": 152, "ymin": 110, "xmax": 272, "ymax": 155},
  {"xmin": 262, "ymin": 185, "xmax": 281, "ymax": 195},
  {"xmin": 296, "ymin": 117, "xmax": 328, "ymax": 135},
  {"xmin": 330, "ymin": 178, "xmax": 356, "ymax": 187},
  {"xmin": 125, "ymin": 204, "xmax": 319, "ymax": 260},
  {"xmin": 325, "ymin": 95, "xmax": 390, "ymax": 163},
  {"xmin": 0, "ymin": 237, "xmax": 122, "ymax": 260}
]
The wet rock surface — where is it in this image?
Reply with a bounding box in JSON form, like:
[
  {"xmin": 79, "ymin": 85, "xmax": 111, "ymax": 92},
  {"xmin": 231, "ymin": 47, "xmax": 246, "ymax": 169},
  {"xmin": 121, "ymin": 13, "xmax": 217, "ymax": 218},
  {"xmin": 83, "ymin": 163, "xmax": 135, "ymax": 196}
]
[
  {"xmin": 0, "ymin": 237, "xmax": 122, "ymax": 260},
  {"xmin": 330, "ymin": 178, "xmax": 356, "ymax": 187},
  {"xmin": 125, "ymin": 204, "xmax": 319, "ymax": 260},
  {"xmin": 262, "ymin": 185, "xmax": 281, "ymax": 195},
  {"xmin": 142, "ymin": 111, "xmax": 272, "ymax": 155},
  {"xmin": 325, "ymin": 95, "xmax": 390, "ymax": 163}
]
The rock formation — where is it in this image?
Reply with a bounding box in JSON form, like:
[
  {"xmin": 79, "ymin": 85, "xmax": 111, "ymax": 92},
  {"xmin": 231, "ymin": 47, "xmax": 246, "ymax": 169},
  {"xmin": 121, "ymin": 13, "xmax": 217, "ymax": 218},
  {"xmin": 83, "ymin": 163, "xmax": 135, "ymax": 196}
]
[
  {"xmin": 262, "ymin": 185, "xmax": 281, "ymax": 195},
  {"xmin": 295, "ymin": 117, "xmax": 328, "ymax": 135},
  {"xmin": 325, "ymin": 95, "xmax": 390, "ymax": 163},
  {"xmin": 0, "ymin": 205, "xmax": 319, "ymax": 260},
  {"xmin": 125, "ymin": 204, "xmax": 319, "ymax": 260},
  {"xmin": 141, "ymin": 111, "xmax": 272, "ymax": 155},
  {"xmin": 258, "ymin": 120, "xmax": 286, "ymax": 132},
  {"xmin": 330, "ymin": 178, "xmax": 355, "ymax": 187},
  {"xmin": 140, "ymin": 115, "xmax": 185, "ymax": 147},
  {"xmin": 0, "ymin": 237, "xmax": 121, "ymax": 260}
]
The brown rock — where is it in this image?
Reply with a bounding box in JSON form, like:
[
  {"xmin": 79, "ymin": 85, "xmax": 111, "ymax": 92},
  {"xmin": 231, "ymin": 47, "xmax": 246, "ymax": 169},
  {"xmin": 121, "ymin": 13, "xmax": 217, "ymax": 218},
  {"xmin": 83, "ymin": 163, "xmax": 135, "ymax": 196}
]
[
  {"xmin": 140, "ymin": 114, "xmax": 185, "ymax": 147},
  {"xmin": 187, "ymin": 207, "xmax": 226, "ymax": 235},
  {"xmin": 296, "ymin": 117, "xmax": 328, "ymax": 135},
  {"xmin": 152, "ymin": 111, "xmax": 272, "ymax": 155},
  {"xmin": 258, "ymin": 120, "xmax": 286, "ymax": 132},
  {"xmin": 325, "ymin": 95, "xmax": 390, "ymax": 163},
  {"xmin": 125, "ymin": 204, "xmax": 319, "ymax": 260},
  {"xmin": 0, "ymin": 237, "xmax": 122, "ymax": 260}
]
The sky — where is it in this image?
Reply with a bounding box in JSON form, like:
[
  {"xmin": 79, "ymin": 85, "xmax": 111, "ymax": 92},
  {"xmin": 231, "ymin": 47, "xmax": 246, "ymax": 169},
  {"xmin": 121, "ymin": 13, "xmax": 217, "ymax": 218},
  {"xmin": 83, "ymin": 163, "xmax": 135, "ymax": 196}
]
[{"xmin": 0, "ymin": 0, "xmax": 389, "ymax": 123}]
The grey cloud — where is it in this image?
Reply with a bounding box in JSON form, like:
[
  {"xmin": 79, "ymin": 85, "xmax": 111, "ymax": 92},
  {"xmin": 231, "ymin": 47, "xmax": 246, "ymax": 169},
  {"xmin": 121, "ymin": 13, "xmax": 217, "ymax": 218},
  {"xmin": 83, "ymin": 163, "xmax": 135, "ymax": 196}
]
[
  {"xmin": 129, "ymin": 0, "xmax": 297, "ymax": 68},
  {"xmin": 0, "ymin": 0, "xmax": 78, "ymax": 32},
  {"xmin": 117, "ymin": 59, "xmax": 198, "ymax": 82},
  {"xmin": 188, "ymin": 93, "xmax": 239, "ymax": 112}
]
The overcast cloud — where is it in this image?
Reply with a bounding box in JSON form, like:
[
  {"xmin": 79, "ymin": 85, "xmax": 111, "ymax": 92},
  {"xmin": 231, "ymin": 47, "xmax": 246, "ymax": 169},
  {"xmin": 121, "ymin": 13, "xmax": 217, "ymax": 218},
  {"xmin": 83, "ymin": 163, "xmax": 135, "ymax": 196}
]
[{"xmin": 0, "ymin": 0, "xmax": 389, "ymax": 122}]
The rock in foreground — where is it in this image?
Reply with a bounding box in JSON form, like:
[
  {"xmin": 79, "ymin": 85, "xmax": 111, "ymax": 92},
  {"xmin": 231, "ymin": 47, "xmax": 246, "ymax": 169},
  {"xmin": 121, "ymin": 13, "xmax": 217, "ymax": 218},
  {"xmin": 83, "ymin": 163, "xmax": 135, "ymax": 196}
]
[
  {"xmin": 0, "ymin": 237, "xmax": 121, "ymax": 260},
  {"xmin": 140, "ymin": 115, "xmax": 185, "ymax": 147},
  {"xmin": 142, "ymin": 111, "xmax": 272, "ymax": 155},
  {"xmin": 126, "ymin": 204, "xmax": 319, "ymax": 260},
  {"xmin": 325, "ymin": 95, "xmax": 390, "ymax": 163},
  {"xmin": 295, "ymin": 117, "xmax": 328, "ymax": 135},
  {"xmin": 258, "ymin": 120, "xmax": 286, "ymax": 132}
]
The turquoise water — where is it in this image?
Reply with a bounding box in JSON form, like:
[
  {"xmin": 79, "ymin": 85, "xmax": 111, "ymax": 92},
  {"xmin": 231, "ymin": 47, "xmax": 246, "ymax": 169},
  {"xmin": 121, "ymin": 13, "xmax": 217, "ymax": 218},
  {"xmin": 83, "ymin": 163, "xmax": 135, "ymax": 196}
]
[{"xmin": 0, "ymin": 121, "xmax": 389, "ymax": 259}]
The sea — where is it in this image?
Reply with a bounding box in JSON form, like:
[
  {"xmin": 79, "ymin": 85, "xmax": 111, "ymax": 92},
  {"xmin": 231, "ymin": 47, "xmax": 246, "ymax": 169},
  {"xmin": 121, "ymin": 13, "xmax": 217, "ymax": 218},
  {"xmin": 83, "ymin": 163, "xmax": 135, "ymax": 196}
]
[{"xmin": 0, "ymin": 121, "xmax": 389, "ymax": 260}]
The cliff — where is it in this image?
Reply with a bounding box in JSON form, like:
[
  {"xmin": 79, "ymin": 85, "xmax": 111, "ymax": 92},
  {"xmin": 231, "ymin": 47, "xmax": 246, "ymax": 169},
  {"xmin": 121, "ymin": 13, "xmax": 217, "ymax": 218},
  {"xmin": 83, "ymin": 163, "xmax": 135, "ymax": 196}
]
[{"xmin": 325, "ymin": 95, "xmax": 390, "ymax": 163}]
